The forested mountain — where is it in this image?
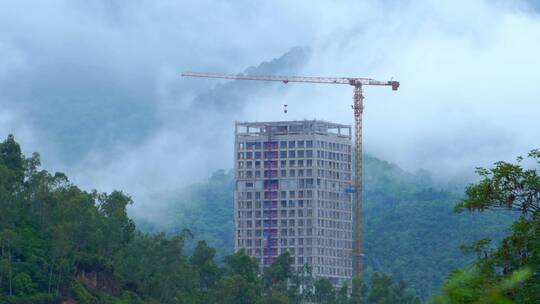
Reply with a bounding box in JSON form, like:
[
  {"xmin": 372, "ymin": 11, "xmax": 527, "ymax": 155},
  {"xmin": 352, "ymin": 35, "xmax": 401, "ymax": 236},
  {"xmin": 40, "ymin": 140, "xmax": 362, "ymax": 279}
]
[
  {"xmin": 138, "ymin": 156, "xmax": 515, "ymax": 299},
  {"xmin": 1, "ymin": 133, "xmax": 538, "ymax": 304},
  {"xmin": 0, "ymin": 135, "xmax": 422, "ymax": 303}
]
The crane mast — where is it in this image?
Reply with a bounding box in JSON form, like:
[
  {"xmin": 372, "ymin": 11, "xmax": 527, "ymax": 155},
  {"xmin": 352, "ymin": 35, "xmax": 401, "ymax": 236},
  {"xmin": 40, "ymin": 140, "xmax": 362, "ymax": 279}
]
[
  {"xmin": 182, "ymin": 71, "xmax": 399, "ymax": 283},
  {"xmin": 352, "ymin": 85, "xmax": 365, "ymax": 280}
]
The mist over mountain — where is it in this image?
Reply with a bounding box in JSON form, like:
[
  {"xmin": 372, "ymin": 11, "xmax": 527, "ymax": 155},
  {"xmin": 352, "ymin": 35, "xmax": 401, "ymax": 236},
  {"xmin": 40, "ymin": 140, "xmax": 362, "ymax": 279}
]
[
  {"xmin": 1, "ymin": 1, "xmax": 540, "ymax": 221},
  {"xmin": 138, "ymin": 155, "xmax": 515, "ymax": 299},
  {"xmin": 66, "ymin": 47, "xmax": 313, "ymax": 221}
]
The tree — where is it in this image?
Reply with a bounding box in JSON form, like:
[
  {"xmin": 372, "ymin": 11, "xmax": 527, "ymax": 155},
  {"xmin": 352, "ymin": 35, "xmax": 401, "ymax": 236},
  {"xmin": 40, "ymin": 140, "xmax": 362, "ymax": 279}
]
[
  {"xmin": 455, "ymin": 149, "xmax": 540, "ymax": 216},
  {"xmin": 97, "ymin": 191, "xmax": 136, "ymax": 257},
  {"xmin": 437, "ymin": 149, "xmax": 540, "ymax": 303},
  {"xmin": 0, "ymin": 229, "xmax": 17, "ymax": 296},
  {"xmin": 314, "ymin": 278, "xmax": 336, "ymax": 304},
  {"xmin": 263, "ymin": 252, "xmax": 294, "ymax": 291},
  {"xmin": 336, "ymin": 283, "xmax": 348, "ymax": 304},
  {"xmin": 290, "ymin": 264, "xmax": 314, "ymax": 303},
  {"xmin": 433, "ymin": 267, "xmax": 531, "ymax": 304},
  {"xmin": 114, "ymin": 231, "xmax": 197, "ymax": 303},
  {"xmin": 211, "ymin": 249, "xmax": 262, "ymax": 304},
  {"xmin": 13, "ymin": 273, "xmax": 37, "ymax": 296},
  {"xmin": 224, "ymin": 249, "xmax": 260, "ymax": 284},
  {"xmin": 190, "ymin": 240, "xmax": 220, "ymax": 292},
  {"xmin": 364, "ymin": 273, "xmax": 420, "ymax": 304},
  {"xmin": 0, "ymin": 134, "xmax": 24, "ymax": 185},
  {"xmin": 258, "ymin": 289, "xmax": 290, "ymax": 304}
]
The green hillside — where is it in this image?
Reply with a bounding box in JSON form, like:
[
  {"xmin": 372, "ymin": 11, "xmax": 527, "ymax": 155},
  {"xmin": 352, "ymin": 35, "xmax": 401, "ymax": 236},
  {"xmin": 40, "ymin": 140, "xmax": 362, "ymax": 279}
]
[
  {"xmin": 0, "ymin": 134, "xmax": 423, "ymax": 303},
  {"xmin": 137, "ymin": 156, "xmax": 515, "ymax": 299}
]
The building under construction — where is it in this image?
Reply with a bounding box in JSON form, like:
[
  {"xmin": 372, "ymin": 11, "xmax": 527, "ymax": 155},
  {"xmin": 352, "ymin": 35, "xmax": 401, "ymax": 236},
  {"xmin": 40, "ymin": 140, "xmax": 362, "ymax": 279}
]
[{"xmin": 234, "ymin": 120, "xmax": 353, "ymax": 287}]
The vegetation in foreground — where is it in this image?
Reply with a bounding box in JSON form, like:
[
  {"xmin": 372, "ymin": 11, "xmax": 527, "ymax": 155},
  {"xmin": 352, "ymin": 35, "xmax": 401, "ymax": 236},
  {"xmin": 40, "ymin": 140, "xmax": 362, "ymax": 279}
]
[
  {"xmin": 434, "ymin": 149, "xmax": 540, "ymax": 303},
  {"xmin": 0, "ymin": 135, "xmax": 419, "ymax": 303},
  {"xmin": 0, "ymin": 134, "xmax": 538, "ymax": 303}
]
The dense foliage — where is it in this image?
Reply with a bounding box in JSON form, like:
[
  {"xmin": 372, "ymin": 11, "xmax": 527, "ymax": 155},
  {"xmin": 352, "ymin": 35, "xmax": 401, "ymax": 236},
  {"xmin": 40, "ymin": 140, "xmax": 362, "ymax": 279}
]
[
  {"xmin": 4, "ymin": 134, "xmax": 536, "ymax": 303},
  {"xmin": 0, "ymin": 135, "xmax": 422, "ymax": 303},
  {"xmin": 140, "ymin": 156, "xmax": 515, "ymax": 298},
  {"xmin": 435, "ymin": 150, "xmax": 540, "ymax": 303}
]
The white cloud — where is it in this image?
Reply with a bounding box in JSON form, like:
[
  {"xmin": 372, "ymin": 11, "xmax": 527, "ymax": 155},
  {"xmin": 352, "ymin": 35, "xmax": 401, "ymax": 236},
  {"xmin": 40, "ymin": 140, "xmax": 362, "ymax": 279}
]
[
  {"xmin": 250, "ymin": 0, "xmax": 540, "ymax": 179},
  {"xmin": 0, "ymin": 0, "xmax": 539, "ymax": 218}
]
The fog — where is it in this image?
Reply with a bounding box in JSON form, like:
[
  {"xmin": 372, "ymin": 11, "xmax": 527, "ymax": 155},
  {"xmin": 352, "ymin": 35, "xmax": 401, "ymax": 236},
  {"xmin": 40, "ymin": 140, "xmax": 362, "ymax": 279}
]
[{"xmin": 0, "ymin": 0, "xmax": 539, "ymax": 219}]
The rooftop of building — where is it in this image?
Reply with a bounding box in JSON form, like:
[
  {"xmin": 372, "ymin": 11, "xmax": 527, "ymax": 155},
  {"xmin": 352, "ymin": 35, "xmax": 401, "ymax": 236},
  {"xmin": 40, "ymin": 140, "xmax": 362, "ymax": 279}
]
[{"xmin": 235, "ymin": 119, "xmax": 351, "ymax": 138}]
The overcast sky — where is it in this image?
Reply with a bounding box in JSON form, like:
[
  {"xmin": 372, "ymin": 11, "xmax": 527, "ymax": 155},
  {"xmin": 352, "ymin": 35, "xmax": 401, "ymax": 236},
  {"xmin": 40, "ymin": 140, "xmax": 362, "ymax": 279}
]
[{"xmin": 1, "ymin": 0, "xmax": 539, "ymax": 218}]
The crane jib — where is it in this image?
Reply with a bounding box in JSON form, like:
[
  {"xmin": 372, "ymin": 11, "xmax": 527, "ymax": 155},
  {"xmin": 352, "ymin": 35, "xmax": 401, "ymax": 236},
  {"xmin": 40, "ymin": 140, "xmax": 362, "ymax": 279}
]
[{"xmin": 181, "ymin": 71, "xmax": 399, "ymax": 90}]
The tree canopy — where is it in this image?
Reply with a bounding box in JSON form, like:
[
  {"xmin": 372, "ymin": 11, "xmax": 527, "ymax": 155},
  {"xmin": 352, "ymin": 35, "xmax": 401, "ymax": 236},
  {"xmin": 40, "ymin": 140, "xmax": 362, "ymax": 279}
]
[
  {"xmin": 436, "ymin": 150, "xmax": 540, "ymax": 303},
  {"xmin": 3, "ymin": 134, "xmax": 537, "ymax": 303},
  {"xmin": 0, "ymin": 135, "xmax": 420, "ymax": 303}
]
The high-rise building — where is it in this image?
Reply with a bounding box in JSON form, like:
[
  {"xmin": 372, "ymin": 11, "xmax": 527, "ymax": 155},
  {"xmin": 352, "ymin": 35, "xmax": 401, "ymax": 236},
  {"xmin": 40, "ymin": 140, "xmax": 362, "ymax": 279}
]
[{"xmin": 234, "ymin": 120, "xmax": 353, "ymax": 288}]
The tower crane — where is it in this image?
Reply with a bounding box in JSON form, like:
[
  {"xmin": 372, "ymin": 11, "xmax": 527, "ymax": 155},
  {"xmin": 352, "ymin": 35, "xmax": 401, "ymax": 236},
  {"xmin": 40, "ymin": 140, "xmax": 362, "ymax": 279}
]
[{"xmin": 181, "ymin": 71, "xmax": 399, "ymax": 281}]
